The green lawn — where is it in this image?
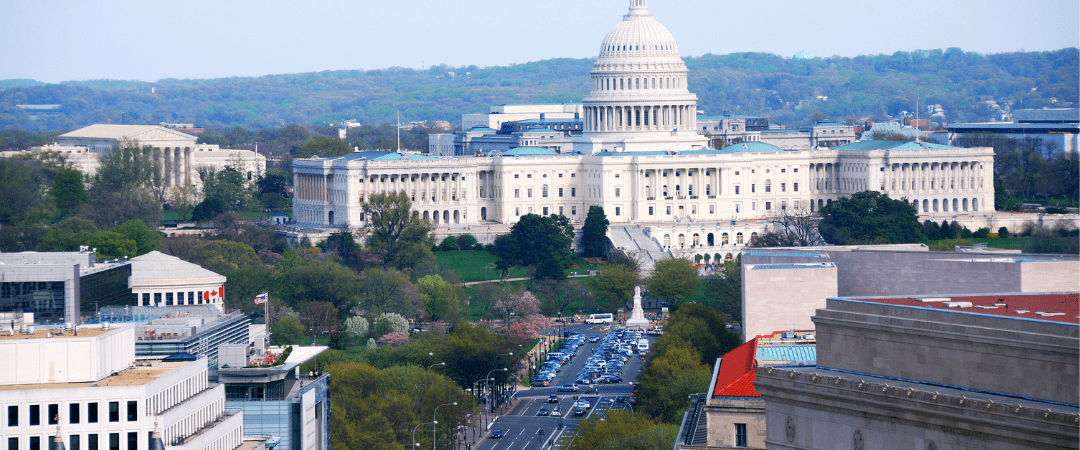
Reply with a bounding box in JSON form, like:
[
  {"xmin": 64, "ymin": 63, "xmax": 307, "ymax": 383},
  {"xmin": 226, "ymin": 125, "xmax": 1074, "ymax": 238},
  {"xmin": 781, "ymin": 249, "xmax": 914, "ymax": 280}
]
[{"xmin": 436, "ymin": 250, "xmax": 529, "ymax": 282}]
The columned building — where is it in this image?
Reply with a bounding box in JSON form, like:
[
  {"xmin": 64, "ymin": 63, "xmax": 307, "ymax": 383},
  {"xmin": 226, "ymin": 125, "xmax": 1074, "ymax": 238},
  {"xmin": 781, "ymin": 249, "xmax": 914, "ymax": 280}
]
[{"xmin": 292, "ymin": 1, "xmax": 995, "ymax": 256}]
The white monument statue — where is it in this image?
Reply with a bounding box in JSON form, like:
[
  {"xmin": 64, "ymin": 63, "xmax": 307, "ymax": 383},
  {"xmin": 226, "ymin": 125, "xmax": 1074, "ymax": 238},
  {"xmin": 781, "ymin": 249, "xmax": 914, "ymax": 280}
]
[{"xmin": 625, "ymin": 285, "xmax": 651, "ymax": 328}]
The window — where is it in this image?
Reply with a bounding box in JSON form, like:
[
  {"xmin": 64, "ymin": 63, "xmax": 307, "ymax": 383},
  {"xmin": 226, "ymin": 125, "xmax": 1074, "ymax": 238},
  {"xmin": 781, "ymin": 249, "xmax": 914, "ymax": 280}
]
[
  {"xmin": 514, "ymin": 174, "xmax": 519, "ymax": 179},
  {"xmin": 751, "ymin": 184, "xmax": 755, "ymax": 193},
  {"xmin": 709, "ymin": 205, "xmax": 715, "ymax": 213},
  {"xmin": 109, "ymin": 402, "xmax": 119, "ymax": 422},
  {"xmin": 793, "ymin": 182, "xmax": 799, "ymax": 192},
  {"xmin": 765, "ymin": 181, "xmax": 771, "ymax": 193},
  {"xmin": 558, "ymin": 173, "xmax": 563, "ymax": 178},
  {"xmin": 735, "ymin": 186, "xmax": 740, "ymax": 195},
  {"xmin": 515, "ymin": 207, "xmax": 520, "ymax": 216},
  {"xmin": 88, "ymin": 435, "xmax": 98, "ymax": 450},
  {"xmin": 781, "ymin": 168, "xmax": 786, "ymax": 173},
  {"xmin": 666, "ymin": 206, "xmax": 672, "ymax": 215},
  {"xmin": 559, "ymin": 207, "xmax": 564, "ymax": 215},
  {"xmin": 8, "ymin": 438, "xmax": 17, "ymax": 450},
  {"xmin": 165, "ymin": 292, "xmax": 173, "ymax": 306},
  {"xmin": 527, "ymin": 189, "xmax": 532, "ymax": 198},
  {"xmin": 527, "ymin": 174, "xmax": 532, "ymax": 179},
  {"xmin": 558, "ymin": 188, "xmax": 564, "ymax": 197},
  {"xmin": 615, "ymin": 187, "xmax": 620, "ymax": 197},
  {"xmin": 781, "ymin": 182, "xmax": 786, "ymax": 192},
  {"xmin": 648, "ymin": 206, "xmax": 654, "ymax": 215},
  {"xmin": 735, "ymin": 171, "xmax": 740, "ymax": 175},
  {"xmin": 735, "ymin": 204, "xmax": 741, "ymax": 213},
  {"xmin": 543, "ymin": 207, "xmax": 549, "ymax": 216},
  {"xmin": 127, "ymin": 433, "xmax": 137, "ymax": 450},
  {"xmin": 542, "ymin": 185, "xmax": 549, "ymax": 198},
  {"xmin": 49, "ymin": 404, "xmax": 58, "ymax": 424},
  {"xmin": 126, "ymin": 401, "xmax": 136, "ymax": 422},
  {"xmin": 7, "ymin": 406, "xmax": 16, "ymax": 426},
  {"xmin": 30, "ymin": 437, "xmax": 40, "ymax": 450},
  {"xmin": 765, "ymin": 201, "xmax": 772, "ymax": 210},
  {"xmin": 87, "ymin": 403, "xmax": 98, "ymax": 423},
  {"xmin": 735, "ymin": 423, "xmax": 748, "ymax": 447},
  {"xmin": 109, "ymin": 433, "xmax": 119, "ymax": 450},
  {"xmin": 30, "ymin": 405, "xmax": 40, "ymax": 426},
  {"xmin": 571, "ymin": 206, "xmax": 577, "ymax": 215},
  {"xmin": 70, "ymin": 435, "xmax": 80, "ymax": 450},
  {"xmin": 615, "ymin": 207, "xmax": 621, "ymax": 216},
  {"xmin": 571, "ymin": 188, "xmax": 576, "ymax": 197},
  {"xmin": 514, "ymin": 189, "xmax": 519, "ymax": 198}
]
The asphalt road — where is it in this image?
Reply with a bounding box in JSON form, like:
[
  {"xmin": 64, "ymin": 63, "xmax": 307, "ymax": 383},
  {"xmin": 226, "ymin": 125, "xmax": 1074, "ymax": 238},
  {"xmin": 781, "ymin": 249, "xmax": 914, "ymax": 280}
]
[{"xmin": 466, "ymin": 323, "xmax": 651, "ymax": 450}]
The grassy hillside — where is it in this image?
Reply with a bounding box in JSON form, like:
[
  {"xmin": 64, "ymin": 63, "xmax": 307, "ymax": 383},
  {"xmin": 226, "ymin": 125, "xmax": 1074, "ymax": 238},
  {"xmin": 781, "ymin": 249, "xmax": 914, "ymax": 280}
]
[{"xmin": 0, "ymin": 48, "xmax": 1075, "ymax": 134}]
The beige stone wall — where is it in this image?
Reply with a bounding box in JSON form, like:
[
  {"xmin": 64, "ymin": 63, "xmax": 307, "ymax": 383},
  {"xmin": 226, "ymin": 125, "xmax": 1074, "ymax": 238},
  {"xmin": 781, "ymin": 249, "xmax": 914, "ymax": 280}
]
[
  {"xmin": 1020, "ymin": 260, "xmax": 1080, "ymax": 292},
  {"xmin": 705, "ymin": 398, "xmax": 767, "ymax": 449},
  {"xmin": 742, "ymin": 265, "xmax": 837, "ymax": 342},
  {"xmin": 812, "ymin": 299, "xmax": 1079, "ymax": 405},
  {"xmin": 755, "ymin": 368, "xmax": 1079, "ymax": 450}
]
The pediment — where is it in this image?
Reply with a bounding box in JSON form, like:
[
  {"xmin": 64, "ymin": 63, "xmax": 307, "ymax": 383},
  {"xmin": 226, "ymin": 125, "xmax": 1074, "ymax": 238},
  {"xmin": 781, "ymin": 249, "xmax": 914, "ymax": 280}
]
[{"xmin": 130, "ymin": 126, "xmax": 198, "ymax": 143}]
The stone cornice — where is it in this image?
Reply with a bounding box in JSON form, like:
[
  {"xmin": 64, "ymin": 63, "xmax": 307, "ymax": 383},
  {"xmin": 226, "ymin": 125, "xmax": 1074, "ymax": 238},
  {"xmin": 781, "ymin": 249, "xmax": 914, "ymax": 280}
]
[{"xmin": 754, "ymin": 367, "xmax": 1079, "ymax": 448}]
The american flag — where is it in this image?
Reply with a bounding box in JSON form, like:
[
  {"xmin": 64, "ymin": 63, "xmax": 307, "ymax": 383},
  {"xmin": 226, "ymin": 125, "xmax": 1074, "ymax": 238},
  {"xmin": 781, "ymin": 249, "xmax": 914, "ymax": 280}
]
[
  {"xmin": 254, "ymin": 292, "xmax": 268, "ymax": 305},
  {"xmin": 670, "ymin": 128, "xmax": 678, "ymax": 136}
]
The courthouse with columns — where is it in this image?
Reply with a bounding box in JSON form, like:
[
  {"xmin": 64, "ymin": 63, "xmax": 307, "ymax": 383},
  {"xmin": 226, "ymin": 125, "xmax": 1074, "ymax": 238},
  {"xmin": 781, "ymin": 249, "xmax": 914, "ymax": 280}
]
[{"xmin": 292, "ymin": 0, "xmax": 995, "ymax": 255}]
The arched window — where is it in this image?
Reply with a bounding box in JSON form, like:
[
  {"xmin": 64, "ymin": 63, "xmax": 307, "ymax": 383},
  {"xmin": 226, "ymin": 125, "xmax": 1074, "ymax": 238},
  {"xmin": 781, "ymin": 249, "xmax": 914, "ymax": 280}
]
[
  {"xmin": 678, "ymin": 234, "xmax": 686, "ymax": 248},
  {"xmin": 663, "ymin": 234, "xmax": 671, "ymax": 247},
  {"xmin": 692, "ymin": 233, "xmax": 700, "ymax": 246},
  {"xmin": 707, "ymin": 233, "xmax": 715, "ymax": 246},
  {"xmin": 722, "ymin": 233, "xmax": 729, "ymax": 245},
  {"xmin": 765, "ymin": 180, "xmax": 772, "ymax": 193},
  {"xmin": 736, "ymin": 232, "xmax": 744, "ymax": 244},
  {"xmin": 542, "ymin": 185, "xmax": 549, "ymax": 198},
  {"xmin": 750, "ymin": 232, "xmax": 758, "ymax": 243}
]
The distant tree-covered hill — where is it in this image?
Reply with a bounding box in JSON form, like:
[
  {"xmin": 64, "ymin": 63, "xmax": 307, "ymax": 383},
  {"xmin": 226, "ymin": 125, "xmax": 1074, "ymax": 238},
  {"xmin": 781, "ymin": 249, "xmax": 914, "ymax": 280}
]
[{"xmin": 0, "ymin": 48, "xmax": 1075, "ymax": 135}]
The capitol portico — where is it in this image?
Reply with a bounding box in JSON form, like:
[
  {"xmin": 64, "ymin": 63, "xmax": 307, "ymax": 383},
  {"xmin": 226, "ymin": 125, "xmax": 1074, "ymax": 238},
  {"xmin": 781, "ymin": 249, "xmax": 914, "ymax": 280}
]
[{"xmin": 292, "ymin": 1, "xmax": 995, "ymax": 259}]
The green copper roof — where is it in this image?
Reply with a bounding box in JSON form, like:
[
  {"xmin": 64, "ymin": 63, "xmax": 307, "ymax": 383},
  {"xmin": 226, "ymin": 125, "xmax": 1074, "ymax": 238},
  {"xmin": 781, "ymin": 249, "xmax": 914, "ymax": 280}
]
[
  {"xmin": 503, "ymin": 147, "xmax": 558, "ymax": 157},
  {"xmin": 714, "ymin": 142, "xmax": 785, "ymax": 153}
]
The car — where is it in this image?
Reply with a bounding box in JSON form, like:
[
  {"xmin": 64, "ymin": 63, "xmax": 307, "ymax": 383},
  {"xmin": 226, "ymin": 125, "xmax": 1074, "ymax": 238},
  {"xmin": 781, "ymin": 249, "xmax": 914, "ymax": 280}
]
[
  {"xmin": 602, "ymin": 375, "xmax": 622, "ymax": 384},
  {"xmin": 537, "ymin": 407, "xmax": 550, "ymax": 416},
  {"xmin": 548, "ymin": 394, "xmax": 559, "ymax": 403},
  {"xmin": 573, "ymin": 400, "xmax": 591, "ymax": 410},
  {"xmin": 587, "ymin": 335, "xmax": 601, "ymax": 343},
  {"xmin": 573, "ymin": 407, "xmax": 587, "ymax": 416},
  {"xmin": 491, "ymin": 430, "xmax": 504, "ymax": 439},
  {"xmin": 557, "ymin": 384, "xmax": 579, "ymax": 392},
  {"xmin": 615, "ymin": 396, "xmax": 627, "ymax": 403}
]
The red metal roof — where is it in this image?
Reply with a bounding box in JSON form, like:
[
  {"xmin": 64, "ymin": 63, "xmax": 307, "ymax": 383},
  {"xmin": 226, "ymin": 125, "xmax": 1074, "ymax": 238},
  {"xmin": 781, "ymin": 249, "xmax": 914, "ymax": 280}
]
[
  {"xmin": 712, "ymin": 339, "xmax": 760, "ymax": 398},
  {"xmin": 855, "ymin": 293, "xmax": 1079, "ymax": 324}
]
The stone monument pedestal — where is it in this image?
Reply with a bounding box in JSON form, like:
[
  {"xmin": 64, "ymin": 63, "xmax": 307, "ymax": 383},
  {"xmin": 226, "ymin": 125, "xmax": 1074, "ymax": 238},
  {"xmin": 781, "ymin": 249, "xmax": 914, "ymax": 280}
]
[{"xmin": 625, "ymin": 286, "xmax": 651, "ymax": 328}]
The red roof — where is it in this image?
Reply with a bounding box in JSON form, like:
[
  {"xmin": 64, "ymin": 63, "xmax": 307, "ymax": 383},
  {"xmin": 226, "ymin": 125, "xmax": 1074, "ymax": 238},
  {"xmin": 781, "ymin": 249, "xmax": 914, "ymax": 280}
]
[
  {"xmin": 712, "ymin": 339, "xmax": 760, "ymax": 397},
  {"xmin": 857, "ymin": 293, "xmax": 1079, "ymax": 324}
]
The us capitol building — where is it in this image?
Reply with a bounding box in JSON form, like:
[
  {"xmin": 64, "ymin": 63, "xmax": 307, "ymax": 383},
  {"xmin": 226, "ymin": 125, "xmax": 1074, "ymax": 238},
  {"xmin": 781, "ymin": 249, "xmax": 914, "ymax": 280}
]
[{"xmin": 293, "ymin": 0, "xmax": 994, "ymax": 258}]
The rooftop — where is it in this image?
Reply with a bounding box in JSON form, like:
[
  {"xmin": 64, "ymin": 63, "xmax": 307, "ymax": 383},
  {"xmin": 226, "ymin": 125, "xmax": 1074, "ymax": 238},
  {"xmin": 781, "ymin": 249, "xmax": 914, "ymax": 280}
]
[
  {"xmin": 849, "ymin": 292, "xmax": 1079, "ymax": 325},
  {"xmin": 835, "ymin": 140, "xmax": 959, "ymax": 151},
  {"xmin": 712, "ymin": 339, "xmax": 758, "ymax": 398},
  {"xmin": 0, "ymin": 359, "xmax": 189, "ymax": 390},
  {"xmin": 0, "ymin": 327, "xmax": 110, "ymax": 341}
]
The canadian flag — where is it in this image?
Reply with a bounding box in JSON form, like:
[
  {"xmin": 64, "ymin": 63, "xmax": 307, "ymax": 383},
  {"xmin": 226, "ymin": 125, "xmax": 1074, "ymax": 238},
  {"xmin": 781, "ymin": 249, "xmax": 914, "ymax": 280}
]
[{"xmin": 204, "ymin": 286, "xmax": 225, "ymax": 301}]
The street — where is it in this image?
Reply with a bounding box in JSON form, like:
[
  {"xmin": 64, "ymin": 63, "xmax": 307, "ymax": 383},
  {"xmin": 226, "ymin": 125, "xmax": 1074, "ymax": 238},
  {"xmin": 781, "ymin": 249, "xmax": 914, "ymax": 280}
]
[{"xmin": 464, "ymin": 323, "xmax": 650, "ymax": 450}]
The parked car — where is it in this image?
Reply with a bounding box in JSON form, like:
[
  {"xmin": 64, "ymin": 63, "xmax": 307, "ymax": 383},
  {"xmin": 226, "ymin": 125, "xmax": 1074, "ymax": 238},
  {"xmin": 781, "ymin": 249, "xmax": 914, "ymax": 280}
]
[{"xmin": 557, "ymin": 384, "xmax": 579, "ymax": 392}]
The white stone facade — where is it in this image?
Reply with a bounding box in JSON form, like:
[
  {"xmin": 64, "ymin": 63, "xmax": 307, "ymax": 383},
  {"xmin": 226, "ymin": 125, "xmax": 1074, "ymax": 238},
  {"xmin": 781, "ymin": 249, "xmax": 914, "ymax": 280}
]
[
  {"xmin": 129, "ymin": 251, "xmax": 226, "ymax": 311},
  {"xmin": 292, "ymin": 1, "xmax": 996, "ymax": 247},
  {"xmin": 0, "ymin": 325, "xmax": 244, "ymax": 450}
]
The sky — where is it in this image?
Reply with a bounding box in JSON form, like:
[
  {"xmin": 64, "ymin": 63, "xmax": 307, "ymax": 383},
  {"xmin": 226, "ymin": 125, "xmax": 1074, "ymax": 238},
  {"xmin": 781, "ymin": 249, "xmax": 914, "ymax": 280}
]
[{"xmin": 1, "ymin": 0, "xmax": 1077, "ymax": 84}]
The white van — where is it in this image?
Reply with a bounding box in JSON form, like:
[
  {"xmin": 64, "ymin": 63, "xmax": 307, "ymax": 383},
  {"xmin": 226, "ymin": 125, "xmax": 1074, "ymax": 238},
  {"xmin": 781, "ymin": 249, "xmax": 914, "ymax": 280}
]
[
  {"xmin": 585, "ymin": 313, "xmax": 614, "ymax": 324},
  {"xmin": 636, "ymin": 338, "xmax": 649, "ymax": 354}
]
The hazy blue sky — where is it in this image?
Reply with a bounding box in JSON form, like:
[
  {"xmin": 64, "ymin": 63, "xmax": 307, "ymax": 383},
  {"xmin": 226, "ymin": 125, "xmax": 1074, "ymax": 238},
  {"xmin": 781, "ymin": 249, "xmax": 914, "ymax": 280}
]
[{"xmin": 2, "ymin": 0, "xmax": 1077, "ymax": 83}]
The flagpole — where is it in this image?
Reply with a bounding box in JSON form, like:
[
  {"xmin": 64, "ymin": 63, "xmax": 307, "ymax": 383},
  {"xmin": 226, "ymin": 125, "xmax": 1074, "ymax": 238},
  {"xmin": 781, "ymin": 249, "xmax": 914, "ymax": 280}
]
[{"xmin": 264, "ymin": 292, "xmax": 271, "ymax": 348}]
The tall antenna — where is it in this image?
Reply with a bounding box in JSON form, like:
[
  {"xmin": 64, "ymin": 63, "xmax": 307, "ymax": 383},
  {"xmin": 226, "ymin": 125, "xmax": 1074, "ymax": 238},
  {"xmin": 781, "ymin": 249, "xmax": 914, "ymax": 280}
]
[
  {"xmin": 397, "ymin": 110, "xmax": 402, "ymax": 153},
  {"xmin": 915, "ymin": 96, "xmax": 920, "ymax": 144}
]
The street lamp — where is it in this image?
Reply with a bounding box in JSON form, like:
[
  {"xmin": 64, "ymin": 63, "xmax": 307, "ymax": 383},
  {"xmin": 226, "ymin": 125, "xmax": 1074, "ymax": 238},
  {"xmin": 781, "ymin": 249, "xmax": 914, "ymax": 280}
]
[
  {"xmin": 485, "ymin": 368, "xmax": 507, "ymax": 413},
  {"xmin": 429, "ymin": 362, "xmax": 446, "ymax": 370},
  {"xmin": 434, "ymin": 402, "xmax": 457, "ymax": 450},
  {"xmin": 412, "ymin": 422, "xmax": 434, "ymax": 449}
]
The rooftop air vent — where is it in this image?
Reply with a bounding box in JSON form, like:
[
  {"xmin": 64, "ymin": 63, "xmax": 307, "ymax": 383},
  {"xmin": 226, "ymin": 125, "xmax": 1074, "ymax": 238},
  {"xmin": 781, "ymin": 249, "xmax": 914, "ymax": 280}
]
[
  {"xmin": 917, "ymin": 297, "xmax": 951, "ymax": 303},
  {"xmin": 943, "ymin": 301, "xmax": 973, "ymax": 308}
]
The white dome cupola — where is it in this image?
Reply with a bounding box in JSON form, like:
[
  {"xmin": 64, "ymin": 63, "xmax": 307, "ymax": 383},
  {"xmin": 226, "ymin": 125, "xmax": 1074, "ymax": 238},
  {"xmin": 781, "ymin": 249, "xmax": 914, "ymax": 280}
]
[{"xmin": 580, "ymin": 0, "xmax": 701, "ymax": 148}]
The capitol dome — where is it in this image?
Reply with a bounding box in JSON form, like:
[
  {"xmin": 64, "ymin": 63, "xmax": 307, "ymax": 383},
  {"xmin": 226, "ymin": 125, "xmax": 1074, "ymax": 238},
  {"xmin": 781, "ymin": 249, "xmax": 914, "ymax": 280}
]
[
  {"xmin": 579, "ymin": 0, "xmax": 703, "ymax": 151},
  {"xmin": 597, "ymin": 0, "xmax": 682, "ymax": 64}
]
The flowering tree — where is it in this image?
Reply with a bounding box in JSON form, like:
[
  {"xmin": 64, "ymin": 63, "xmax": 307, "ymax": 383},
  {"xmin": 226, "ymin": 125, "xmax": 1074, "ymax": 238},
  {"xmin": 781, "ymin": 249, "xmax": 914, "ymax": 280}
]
[
  {"xmin": 375, "ymin": 312, "xmax": 409, "ymax": 335},
  {"xmin": 494, "ymin": 290, "xmax": 540, "ymax": 321},
  {"xmin": 508, "ymin": 322, "xmax": 541, "ymax": 342},
  {"xmin": 345, "ymin": 316, "xmax": 369, "ymax": 338},
  {"xmin": 377, "ymin": 332, "xmax": 411, "ymax": 347}
]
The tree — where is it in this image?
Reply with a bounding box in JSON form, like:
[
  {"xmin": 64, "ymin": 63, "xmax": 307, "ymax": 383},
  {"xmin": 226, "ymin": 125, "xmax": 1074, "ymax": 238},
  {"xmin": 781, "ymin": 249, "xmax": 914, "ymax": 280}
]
[
  {"xmin": 357, "ymin": 267, "xmax": 417, "ymax": 317},
  {"xmin": 85, "ymin": 141, "xmax": 162, "ymax": 228},
  {"xmin": 588, "ymin": 263, "xmax": 638, "ymax": 312},
  {"xmin": 363, "ymin": 191, "xmax": 435, "ymax": 271},
  {"xmin": 568, "ymin": 410, "xmax": 678, "ymax": 450},
  {"xmin": 494, "ymin": 290, "xmax": 540, "ymax": 325},
  {"xmin": 492, "ymin": 214, "xmax": 574, "ymax": 281},
  {"xmin": 374, "ymin": 312, "xmax": 410, "ymax": 336},
  {"xmin": 439, "ymin": 235, "xmax": 458, "ymax": 251},
  {"xmin": 458, "ymin": 234, "xmax": 478, "ymax": 249},
  {"xmin": 581, "ymin": 206, "xmax": 610, "ymax": 257},
  {"xmin": 323, "ymin": 229, "xmax": 369, "ymax": 271},
  {"xmin": 272, "ymin": 314, "xmax": 306, "ymax": 345},
  {"xmin": 199, "ymin": 166, "xmax": 256, "ymax": 212},
  {"xmin": 50, "ymin": 167, "xmax": 86, "ymax": 218},
  {"xmin": 703, "ymin": 259, "xmax": 741, "ymax": 322},
  {"xmin": 634, "ymin": 337, "xmax": 710, "ymax": 424},
  {"xmin": 294, "ymin": 135, "xmax": 352, "ymax": 159},
  {"xmin": 302, "ymin": 302, "xmax": 340, "ymax": 343},
  {"xmin": 415, "ymin": 274, "xmax": 461, "ymax": 322},
  {"xmin": 345, "ymin": 316, "xmax": 369, "ymax": 338},
  {"xmin": 278, "ymin": 260, "xmax": 360, "ymax": 315},
  {"xmin": 817, "ymin": 191, "xmax": 925, "ymax": 245},
  {"xmin": 0, "ymin": 157, "xmax": 54, "ymax": 225},
  {"xmin": 532, "ymin": 278, "xmax": 587, "ymax": 316},
  {"xmin": 646, "ymin": 258, "xmax": 700, "ymax": 306},
  {"xmin": 112, "ymin": 219, "xmax": 161, "ymax": 255},
  {"xmin": 751, "ymin": 207, "xmax": 823, "ymax": 247}
]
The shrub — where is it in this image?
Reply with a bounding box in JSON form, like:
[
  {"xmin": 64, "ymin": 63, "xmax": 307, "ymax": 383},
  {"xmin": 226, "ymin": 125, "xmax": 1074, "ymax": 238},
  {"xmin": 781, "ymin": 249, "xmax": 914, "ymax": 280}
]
[
  {"xmin": 440, "ymin": 236, "xmax": 459, "ymax": 251},
  {"xmin": 375, "ymin": 312, "xmax": 410, "ymax": 335},
  {"xmin": 972, "ymin": 227, "xmax": 991, "ymax": 239},
  {"xmin": 459, "ymin": 234, "xmax": 478, "ymax": 249},
  {"xmin": 998, "ymin": 227, "xmax": 1010, "ymax": 238},
  {"xmin": 377, "ymin": 332, "xmax": 410, "ymax": 347},
  {"xmin": 345, "ymin": 316, "xmax": 369, "ymax": 337}
]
